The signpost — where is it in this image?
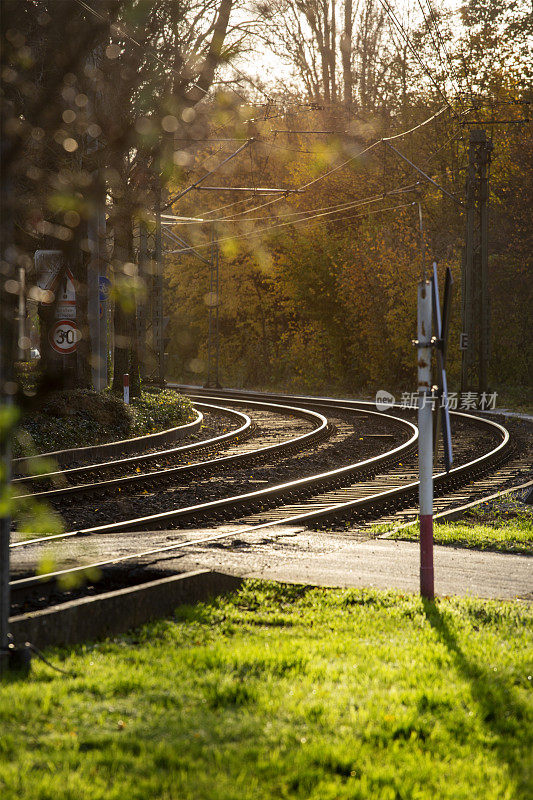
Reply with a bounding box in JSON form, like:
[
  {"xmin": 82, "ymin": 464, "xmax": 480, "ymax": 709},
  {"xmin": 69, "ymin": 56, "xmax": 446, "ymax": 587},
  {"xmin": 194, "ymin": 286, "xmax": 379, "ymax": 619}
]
[
  {"xmin": 416, "ymin": 279, "xmax": 435, "ymax": 599},
  {"xmin": 99, "ymin": 276, "xmax": 111, "ymax": 301},
  {"xmin": 35, "ymin": 250, "xmax": 79, "ymax": 367},
  {"xmin": 432, "ymin": 264, "xmax": 454, "ymax": 473},
  {"xmin": 54, "ymin": 268, "xmax": 76, "ymax": 320},
  {"xmin": 415, "ymin": 265, "xmax": 454, "ymax": 600},
  {"xmin": 36, "ymin": 249, "xmax": 63, "ymax": 296}
]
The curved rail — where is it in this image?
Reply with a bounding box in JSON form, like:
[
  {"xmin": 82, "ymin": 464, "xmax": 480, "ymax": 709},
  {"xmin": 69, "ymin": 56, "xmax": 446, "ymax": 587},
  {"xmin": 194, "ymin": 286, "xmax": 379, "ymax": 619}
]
[
  {"xmin": 11, "ymin": 404, "xmax": 413, "ymax": 562},
  {"xmin": 13, "ymin": 407, "xmax": 204, "ymax": 474},
  {"xmin": 12, "ymin": 403, "xmax": 250, "ymax": 488},
  {"xmin": 9, "ymin": 401, "xmax": 512, "ymax": 592},
  {"xmin": 11, "ymin": 399, "xmax": 329, "ymax": 544},
  {"xmin": 12, "ymin": 399, "xmax": 329, "ymax": 502}
]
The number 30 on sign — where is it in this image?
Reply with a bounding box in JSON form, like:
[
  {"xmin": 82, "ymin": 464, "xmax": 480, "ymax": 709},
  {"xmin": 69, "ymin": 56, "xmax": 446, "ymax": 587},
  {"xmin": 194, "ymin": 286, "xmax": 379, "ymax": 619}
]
[{"xmin": 49, "ymin": 320, "xmax": 81, "ymax": 354}]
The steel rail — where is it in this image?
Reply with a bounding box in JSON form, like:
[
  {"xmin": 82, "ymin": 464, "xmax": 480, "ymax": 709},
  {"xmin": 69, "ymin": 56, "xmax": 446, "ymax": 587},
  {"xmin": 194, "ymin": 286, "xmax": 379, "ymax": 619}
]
[
  {"xmin": 10, "ymin": 404, "xmax": 414, "ymax": 570},
  {"xmin": 12, "ymin": 407, "xmax": 204, "ymax": 474},
  {"xmin": 9, "ymin": 406, "xmax": 510, "ymax": 592},
  {"xmin": 9, "ymin": 393, "xmax": 512, "ymax": 592},
  {"xmin": 12, "ymin": 403, "xmax": 250, "ymax": 488},
  {"xmin": 14, "ymin": 399, "xmax": 329, "ymax": 503},
  {"xmin": 11, "ymin": 400, "xmax": 329, "ymax": 547}
]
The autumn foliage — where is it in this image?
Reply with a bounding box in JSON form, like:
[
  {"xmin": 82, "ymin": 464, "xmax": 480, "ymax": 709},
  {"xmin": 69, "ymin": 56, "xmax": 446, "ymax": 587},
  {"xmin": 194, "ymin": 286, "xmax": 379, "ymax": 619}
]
[{"xmin": 165, "ymin": 97, "xmax": 532, "ymax": 395}]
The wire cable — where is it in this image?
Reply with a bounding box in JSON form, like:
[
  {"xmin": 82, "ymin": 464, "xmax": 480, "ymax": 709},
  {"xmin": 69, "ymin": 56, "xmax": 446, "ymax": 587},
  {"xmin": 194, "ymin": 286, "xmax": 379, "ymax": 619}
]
[
  {"xmin": 422, "ymin": 0, "xmax": 464, "ymax": 98},
  {"xmin": 26, "ymin": 642, "xmax": 77, "ymax": 677},
  {"xmin": 375, "ymin": 0, "xmax": 452, "ymax": 107},
  {"xmin": 415, "ymin": 0, "xmax": 461, "ymax": 99},
  {"xmin": 162, "ymin": 183, "xmax": 420, "ymax": 224},
  {"xmin": 216, "ymin": 106, "xmax": 448, "ymax": 221},
  {"xmin": 166, "ymin": 198, "xmax": 417, "ymax": 254},
  {"xmin": 172, "ymin": 106, "xmax": 449, "ymax": 225}
]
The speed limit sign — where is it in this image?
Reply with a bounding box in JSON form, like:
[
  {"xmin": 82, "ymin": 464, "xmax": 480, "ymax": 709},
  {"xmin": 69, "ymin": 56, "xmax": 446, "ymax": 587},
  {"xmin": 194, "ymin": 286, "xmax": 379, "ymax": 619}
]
[{"xmin": 49, "ymin": 319, "xmax": 81, "ymax": 354}]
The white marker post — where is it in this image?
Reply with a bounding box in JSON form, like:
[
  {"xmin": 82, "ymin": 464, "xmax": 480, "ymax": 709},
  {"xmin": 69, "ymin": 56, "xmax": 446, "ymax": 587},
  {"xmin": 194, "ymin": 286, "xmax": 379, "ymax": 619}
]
[
  {"xmin": 123, "ymin": 373, "xmax": 130, "ymax": 405},
  {"xmin": 417, "ymin": 279, "xmax": 434, "ymax": 599}
]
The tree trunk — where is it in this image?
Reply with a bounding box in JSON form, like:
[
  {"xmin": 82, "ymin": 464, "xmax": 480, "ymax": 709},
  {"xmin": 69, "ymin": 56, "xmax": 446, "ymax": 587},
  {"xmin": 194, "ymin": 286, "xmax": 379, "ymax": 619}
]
[
  {"xmin": 342, "ymin": 0, "xmax": 353, "ymax": 107},
  {"xmin": 329, "ymin": 0, "xmax": 337, "ymax": 102},
  {"xmin": 111, "ymin": 202, "xmax": 141, "ymax": 395}
]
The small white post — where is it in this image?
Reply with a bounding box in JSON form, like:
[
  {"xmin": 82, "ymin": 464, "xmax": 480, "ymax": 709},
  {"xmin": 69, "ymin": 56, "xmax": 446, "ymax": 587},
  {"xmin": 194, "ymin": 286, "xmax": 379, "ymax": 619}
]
[
  {"xmin": 123, "ymin": 373, "xmax": 130, "ymax": 404},
  {"xmin": 417, "ymin": 279, "xmax": 434, "ymax": 599}
]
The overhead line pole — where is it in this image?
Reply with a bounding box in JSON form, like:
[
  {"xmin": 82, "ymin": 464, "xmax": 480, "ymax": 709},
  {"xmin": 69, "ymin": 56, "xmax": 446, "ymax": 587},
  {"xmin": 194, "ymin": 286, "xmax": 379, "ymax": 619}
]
[
  {"xmin": 461, "ymin": 128, "xmax": 492, "ymax": 394},
  {"xmin": 479, "ymin": 133, "xmax": 492, "ymax": 395},
  {"xmin": 461, "ymin": 134, "xmax": 476, "ymax": 391},
  {"xmin": 155, "ymin": 187, "xmax": 165, "ymax": 386}
]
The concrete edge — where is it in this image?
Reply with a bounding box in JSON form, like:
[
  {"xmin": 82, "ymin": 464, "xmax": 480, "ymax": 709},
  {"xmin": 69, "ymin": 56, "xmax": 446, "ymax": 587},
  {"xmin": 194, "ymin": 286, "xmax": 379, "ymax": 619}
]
[
  {"xmin": 378, "ymin": 479, "xmax": 533, "ymax": 539},
  {"xmin": 13, "ymin": 409, "xmax": 203, "ymax": 469},
  {"xmin": 9, "ymin": 570, "xmax": 243, "ymax": 650}
]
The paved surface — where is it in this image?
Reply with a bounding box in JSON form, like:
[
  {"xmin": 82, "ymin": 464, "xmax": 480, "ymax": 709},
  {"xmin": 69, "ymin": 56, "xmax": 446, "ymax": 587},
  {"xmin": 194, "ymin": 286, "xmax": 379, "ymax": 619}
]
[
  {"xmin": 163, "ymin": 526, "xmax": 532, "ymax": 601},
  {"xmin": 13, "ymin": 524, "xmax": 532, "ymax": 601}
]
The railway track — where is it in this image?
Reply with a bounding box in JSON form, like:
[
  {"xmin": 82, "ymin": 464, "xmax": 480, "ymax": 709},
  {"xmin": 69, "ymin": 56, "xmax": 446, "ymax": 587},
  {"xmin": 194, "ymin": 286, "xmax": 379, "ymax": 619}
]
[
  {"xmin": 12, "ymin": 402, "xmax": 252, "ymax": 490},
  {"xmin": 10, "ymin": 388, "xmax": 530, "ymax": 605},
  {"xmin": 12, "ymin": 404, "xmax": 206, "ymax": 475},
  {"xmin": 12, "ymin": 399, "xmax": 331, "ymax": 513},
  {"xmin": 10, "ymin": 400, "xmax": 378, "ymax": 542}
]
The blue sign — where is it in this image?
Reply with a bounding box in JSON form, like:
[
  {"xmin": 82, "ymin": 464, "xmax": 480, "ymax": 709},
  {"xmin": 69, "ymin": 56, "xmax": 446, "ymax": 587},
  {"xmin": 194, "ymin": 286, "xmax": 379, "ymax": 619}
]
[{"xmin": 99, "ymin": 276, "xmax": 111, "ymax": 301}]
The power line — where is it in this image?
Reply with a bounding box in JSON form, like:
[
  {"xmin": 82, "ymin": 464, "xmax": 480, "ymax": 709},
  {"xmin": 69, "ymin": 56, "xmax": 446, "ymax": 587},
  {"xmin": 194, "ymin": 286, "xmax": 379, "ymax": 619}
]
[
  {"xmin": 163, "ymin": 139, "xmax": 253, "ymax": 208},
  {"xmin": 165, "ymin": 200, "xmax": 417, "ymax": 254},
  {"xmin": 375, "ymin": 0, "xmax": 452, "ymax": 107},
  {"xmin": 422, "ymin": 0, "xmax": 464, "ymax": 98},
  {"xmin": 383, "ymin": 141, "xmax": 463, "ymax": 205},
  {"xmin": 178, "ymin": 106, "xmax": 450, "ymax": 224},
  {"xmin": 201, "ymin": 196, "xmax": 261, "ymax": 216},
  {"xmin": 164, "ymin": 194, "xmax": 389, "ymax": 225},
  {"xmin": 162, "ymin": 183, "xmax": 420, "ymax": 224},
  {"xmin": 415, "ymin": 0, "xmax": 461, "ymax": 99}
]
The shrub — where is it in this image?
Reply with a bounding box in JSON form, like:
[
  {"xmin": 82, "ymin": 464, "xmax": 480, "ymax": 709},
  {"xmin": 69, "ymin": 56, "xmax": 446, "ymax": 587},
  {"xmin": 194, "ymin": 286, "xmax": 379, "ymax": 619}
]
[{"xmin": 14, "ymin": 388, "xmax": 193, "ymax": 456}]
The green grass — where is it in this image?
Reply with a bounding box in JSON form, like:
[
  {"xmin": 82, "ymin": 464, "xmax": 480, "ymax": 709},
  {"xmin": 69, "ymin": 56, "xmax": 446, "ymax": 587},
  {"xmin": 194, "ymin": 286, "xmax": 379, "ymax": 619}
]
[
  {"xmin": 391, "ymin": 516, "xmax": 533, "ymax": 555},
  {"xmin": 1, "ymin": 582, "xmax": 532, "ymax": 800}
]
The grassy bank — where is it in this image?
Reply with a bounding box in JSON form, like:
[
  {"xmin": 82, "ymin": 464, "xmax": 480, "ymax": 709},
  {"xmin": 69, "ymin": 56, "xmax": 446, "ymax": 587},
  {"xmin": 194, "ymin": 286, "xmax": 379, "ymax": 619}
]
[
  {"xmin": 14, "ymin": 388, "xmax": 194, "ymax": 457},
  {"xmin": 390, "ymin": 495, "xmax": 533, "ymax": 555},
  {"xmin": 391, "ymin": 518, "xmax": 533, "ymax": 555},
  {"xmin": 1, "ymin": 582, "xmax": 532, "ymax": 799}
]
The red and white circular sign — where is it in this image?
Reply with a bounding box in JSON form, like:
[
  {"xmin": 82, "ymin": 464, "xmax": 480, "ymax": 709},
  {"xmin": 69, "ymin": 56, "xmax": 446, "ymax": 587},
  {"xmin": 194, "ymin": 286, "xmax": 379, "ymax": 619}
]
[{"xmin": 49, "ymin": 320, "xmax": 81, "ymax": 354}]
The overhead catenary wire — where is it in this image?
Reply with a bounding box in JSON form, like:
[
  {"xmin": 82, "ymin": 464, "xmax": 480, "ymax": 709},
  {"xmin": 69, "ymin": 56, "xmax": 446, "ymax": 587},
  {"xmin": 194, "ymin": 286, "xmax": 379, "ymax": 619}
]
[
  {"xmin": 163, "ymin": 139, "xmax": 253, "ymax": 209},
  {"xmin": 382, "ymin": 141, "xmax": 463, "ymax": 205},
  {"xmin": 210, "ymin": 106, "xmax": 449, "ymax": 222},
  {"xmin": 166, "ymin": 198, "xmax": 417, "ymax": 255},
  {"xmin": 415, "ymin": 0, "xmax": 461, "ymax": 101},
  {"xmin": 375, "ymin": 0, "xmax": 452, "ymax": 107},
  {"xmin": 422, "ymin": 0, "xmax": 464, "ymax": 98},
  {"xmin": 417, "ymin": 0, "xmax": 461, "ymax": 102},
  {"xmin": 171, "ymin": 105, "xmax": 452, "ymax": 224},
  {"xmin": 164, "ymin": 193, "xmax": 392, "ymax": 226},
  {"xmin": 162, "ymin": 182, "xmax": 421, "ymax": 224}
]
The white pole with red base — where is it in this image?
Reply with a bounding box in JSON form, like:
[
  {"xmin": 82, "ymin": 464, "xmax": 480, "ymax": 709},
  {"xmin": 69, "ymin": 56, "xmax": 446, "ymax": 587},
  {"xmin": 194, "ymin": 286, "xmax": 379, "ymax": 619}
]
[
  {"xmin": 417, "ymin": 279, "xmax": 434, "ymax": 599},
  {"xmin": 123, "ymin": 373, "xmax": 130, "ymax": 405}
]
